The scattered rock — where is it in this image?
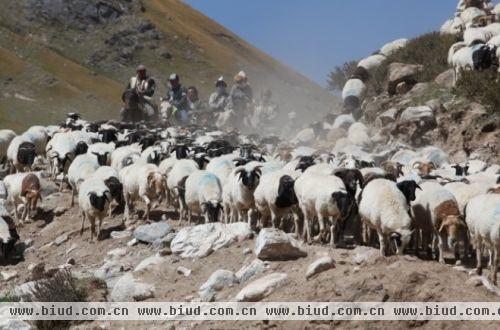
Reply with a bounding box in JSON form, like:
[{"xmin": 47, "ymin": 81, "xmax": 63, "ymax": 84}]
[
  {"xmin": 13, "ymin": 281, "xmax": 39, "ymax": 299},
  {"xmin": 127, "ymin": 238, "xmax": 139, "ymax": 246},
  {"xmin": 53, "ymin": 206, "xmax": 68, "ymax": 216},
  {"xmin": 158, "ymin": 248, "xmax": 172, "ymax": 256},
  {"xmin": 1, "ymin": 270, "xmax": 18, "ymax": 281},
  {"xmin": 54, "ymin": 232, "xmax": 69, "ymax": 246},
  {"xmin": 376, "ymin": 108, "xmax": 398, "ymax": 126},
  {"xmin": 106, "ymin": 248, "xmax": 127, "ymax": 261},
  {"xmin": 254, "ymin": 228, "xmax": 307, "ymax": 261},
  {"xmin": 235, "ymin": 273, "xmax": 288, "ymax": 302},
  {"xmin": 29, "ymin": 262, "xmax": 46, "ymax": 280},
  {"xmin": 171, "ymin": 222, "xmax": 252, "ymax": 259},
  {"xmin": 134, "ymin": 255, "xmax": 167, "ymax": 272},
  {"xmin": 66, "ymin": 243, "xmax": 78, "ymax": 255},
  {"xmin": 177, "ymin": 266, "xmax": 192, "ymax": 277},
  {"xmin": 134, "ymin": 222, "xmax": 174, "ymax": 244},
  {"xmin": 0, "ymin": 319, "xmax": 33, "ymax": 330},
  {"xmin": 305, "ymin": 256, "xmax": 336, "ymax": 279},
  {"xmin": 66, "ymin": 258, "xmax": 75, "ymax": 265},
  {"xmin": 110, "ymin": 273, "xmax": 155, "ymax": 302},
  {"xmin": 110, "ymin": 230, "xmax": 132, "ymax": 239},
  {"xmin": 466, "ymin": 276, "xmax": 483, "ymax": 287},
  {"xmin": 351, "ymin": 246, "xmax": 383, "ymax": 265},
  {"xmin": 434, "ymin": 69, "xmax": 454, "ymax": 88},
  {"xmin": 199, "ymin": 269, "xmax": 238, "ymax": 302},
  {"xmin": 236, "ymin": 259, "xmax": 269, "ymax": 283},
  {"xmin": 94, "ymin": 261, "xmax": 124, "ymax": 282},
  {"xmin": 152, "ymin": 232, "xmax": 176, "ymax": 249},
  {"xmin": 242, "ymin": 247, "xmax": 251, "ymax": 255}
]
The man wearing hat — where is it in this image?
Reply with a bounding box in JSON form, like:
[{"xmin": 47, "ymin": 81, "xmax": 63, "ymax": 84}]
[
  {"xmin": 227, "ymin": 70, "xmax": 253, "ymax": 129},
  {"xmin": 125, "ymin": 64, "xmax": 157, "ymax": 119},
  {"xmin": 165, "ymin": 73, "xmax": 188, "ymax": 123},
  {"xmin": 208, "ymin": 76, "xmax": 229, "ymax": 113}
]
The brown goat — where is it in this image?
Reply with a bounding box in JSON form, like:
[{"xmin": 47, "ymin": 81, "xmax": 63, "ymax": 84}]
[{"xmin": 20, "ymin": 173, "xmax": 42, "ymax": 221}]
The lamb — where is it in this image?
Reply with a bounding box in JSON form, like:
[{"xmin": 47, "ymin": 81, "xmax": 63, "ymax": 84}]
[
  {"xmin": 0, "ymin": 129, "xmax": 16, "ymax": 165},
  {"xmin": 166, "ymin": 159, "xmax": 199, "ymax": 219},
  {"xmin": 0, "ymin": 205, "xmax": 19, "ymax": 261},
  {"xmin": 342, "ymin": 79, "xmax": 366, "ymax": 111},
  {"xmin": 223, "ymin": 162, "xmax": 263, "ymax": 224},
  {"xmin": 358, "ymin": 178, "xmax": 413, "ymax": 256},
  {"xmin": 294, "ymin": 172, "xmax": 351, "ymax": 245},
  {"xmin": 78, "ymin": 178, "xmax": 112, "ymax": 241},
  {"xmin": 412, "ymin": 181, "xmax": 467, "ymax": 263},
  {"xmin": 67, "ymin": 154, "xmax": 100, "ymax": 207},
  {"xmin": 6, "ymin": 136, "xmax": 37, "ymax": 173},
  {"xmin": 3, "ymin": 172, "xmax": 42, "ymax": 223},
  {"xmin": 184, "ymin": 170, "xmax": 223, "ymax": 225},
  {"xmin": 254, "ymin": 170, "xmax": 299, "ymax": 230},
  {"xmin": 87, "ymin": 142, "xmax": 115, "ymax": 166},
  {"xmin": 120, "ymin": 163, "xmax": 165, "ymax": 222},
  {"xmin": 465, "ymin": 193, "xmax": 500, "ymax": 284}
]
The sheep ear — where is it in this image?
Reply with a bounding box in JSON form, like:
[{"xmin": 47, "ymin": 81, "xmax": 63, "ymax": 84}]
[{"xmin": 415, "ymin": 183, "xmax": 422, "ymax": 190}]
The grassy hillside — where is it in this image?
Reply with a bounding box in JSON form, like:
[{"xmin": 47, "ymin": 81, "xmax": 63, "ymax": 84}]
[{"xmin": 0, "ymin": 0, "xmax": 335, "ymax": 132}]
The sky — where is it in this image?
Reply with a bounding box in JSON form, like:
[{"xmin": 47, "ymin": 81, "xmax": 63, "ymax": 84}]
[{"xmin": 186, "ymin": 0, "xmax": 458, "ymax": 86}]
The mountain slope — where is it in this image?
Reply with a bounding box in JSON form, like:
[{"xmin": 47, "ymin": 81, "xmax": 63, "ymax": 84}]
[{"xmin": 0, "ymin": 0, "xmax": 335, "ymax": 132}]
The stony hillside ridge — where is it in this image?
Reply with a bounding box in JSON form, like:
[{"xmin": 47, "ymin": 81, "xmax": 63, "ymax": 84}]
[{"xmin": 0, "ymin": 0, "xmax": 335, "ymax": 131}]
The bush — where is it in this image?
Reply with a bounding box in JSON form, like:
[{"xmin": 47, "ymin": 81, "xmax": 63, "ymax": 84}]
[
  {"xmin": 0, "ymin": 294, "xmax": 20, "ymax": 302},
  {"xmin": 328, "ymin": 32, "xmax": 457, "ymax": 95},
  {"xmin": 454, "ymin": 69, "xmax": 500, "ymax": 114}
]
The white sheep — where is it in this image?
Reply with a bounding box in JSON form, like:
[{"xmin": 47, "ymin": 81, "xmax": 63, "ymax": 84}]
[
  {"xmin": 412, "ymin": 181, "xmax": 467, "ymax": 263},
  {"xmin": 460, "ymin": 7, "xmax": 486, "ymax": 24},
  {"xmin": 166, "ymin": 159, "xmax": 199, "ymax": 219},
  {"xmin": 87, "ymin": 142, "xmax": 115, "ymax": 166},
  {"xmin": 6, "ymin": 135, "xmax": 37, "ymax": 173},
  {"xmin": 466, "ymin": 193, "xmax": 500, "ymax": 284},
  {"xmin": 184, "ymin": 170, "xmax": 223, "ymax": 225},
  {"xmin": 380, "ymin": 38, "xmax": 408, "ymax": 56},
  {"xmin": 357, "ymin": 54, "xmax": 386, "ymax": 71},
  {"xmin": 141, "ymin": 145, "xmax": 165, "ymax": 165},
  {"xmin": 67, "ymin": 154, "xmax": 100, "ymax": 207},
  {"xmin": 342, "ymin": 79, "xmax": 367, "ymax": 106},
  {"xmin": 358, "ymin": 178, "xmax": 413, "ymax": 256},
  {"xmin": 444, "ymin": 181, "xmax": 488, "ymax": 214},
  {"xmin": 254, "ymin": 170, "xmax": 299, "ymax": 230},
  {"xmin": 120, "ymin": 163, "xmax": 165, "ymax": 222},
  {"xmin": 448, "ymin": 41, "xmax": 468, "ymax": 66},
  {"xmin": 78, "ymin": 177, "xmax": 112, "ymax": 241},
  {"xmin": 92, "ymin": 166, "xmax": 123, "ymax": 216},
  {"xmin": 110, "ymin": 144, "xmax": 142, "ymax": 171},
  {"xmin": 223, "ymin": 162, "xmax": 262, "ymax": 224},
  {"xmin": 295, "ymin": 172, "xmax": 350, "ymax": 245},
  {"xmin": 0, "ymin": 207, "xmax": 18, "ymax": 261},
  {"xmin": 0, "ymin": 130, "xmax": 16, "ymax": 165},
  {"xmin": 22, "ymin": 126, "xmax": 49, "ymax": 157}
]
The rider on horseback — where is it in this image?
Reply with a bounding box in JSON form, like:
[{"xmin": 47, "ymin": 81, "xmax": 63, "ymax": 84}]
[{"xmin": 121, "ymin": 64, "xmax": 157, "ymax": 122}]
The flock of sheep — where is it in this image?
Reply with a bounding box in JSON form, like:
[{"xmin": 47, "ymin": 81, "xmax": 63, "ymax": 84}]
[
  {"xmin": 341, "ymin": 0, "xmax": 500, "ymax": 115},
  {"xmin": 0, "ymin": 112, "xmax": 499, "ymax": 284}
]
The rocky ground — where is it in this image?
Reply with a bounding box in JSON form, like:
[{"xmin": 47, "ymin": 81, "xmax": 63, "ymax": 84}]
[{"xmin": 1, "ymin": 174, "xmax": 500, "ymax": 330}]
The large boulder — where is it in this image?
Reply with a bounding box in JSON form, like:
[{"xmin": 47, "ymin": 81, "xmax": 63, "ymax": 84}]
[
  {"xmin": 171, "ymin": 222, "xmax": 252, "ymax": 259},
  {"xmin": 435, "ymin": 69, "xmax": 454, "ymax": 88},
  {"xmin": 198, "ymin": 269, "xmax": 238, "ymax": 302},
  {"xmin": 133, "ymin": 222, "xmax": 174, "ymax": 244},
  {"xmin": 0, "ymin": 320, "xmax": 33, "ymax": 330},
  {"xmin": 110, "ymin": 273, "xmax": 155, "ymax": 302},
  {"xmin": 400, "ymin": 106, "xmax": 436, "ymax": 128},
  {"xmin": 387, "ymin": 62, "xmax": 423, "ymax": 95},
  {"xmin": 235, "ymin": 273, "xmax": 288, "ymax": 302},
  {"xmin": 254, "ymin": 228, "xmax": 307, "ymax": 261},
  {"xmin": 376, "ymin": 108, "xmax": 398, "ymax": 126}
]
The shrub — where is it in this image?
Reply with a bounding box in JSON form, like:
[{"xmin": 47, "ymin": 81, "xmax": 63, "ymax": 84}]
[
  {"xmin": 454, "ymin": 69, "xmax": 500, "ymax": 114},
  {"xmin": 0, "ymin": 294, "xmax": 20, "ymax": 302},
  {"xmin": 328, "ymin": 32, "xmax": 457, "ymax": 95}
]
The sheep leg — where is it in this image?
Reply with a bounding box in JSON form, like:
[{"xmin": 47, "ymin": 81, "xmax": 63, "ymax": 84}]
[
  {"xmin": 21, "ymin": 200, "xmax": 29, "ymax": 222},
  {"xmin": 414, "ymin": 229, "xmax": 421, "ymax": 256},
  {"xmin": 80, "ymin": 212, "xmax": 86, "ymax": 236},
  {"xmin": 97, "ymin": 217, "xmax": 103, "ymax": 241},
  {"xmin": 293, "ymin": 212, "xmax": 302, "ymax": 238},
  {"xmin": 89, "ymin": 216, "xmax": 96, "ymax": 242},
  {"xmin": 437, "ymin": 233, "xmax": 446, "ymax": 264},
  {"xmin": 491, "ymin": 247, "xmax": 498, "ymax": 285},
  {"xmin": 476, "ymin": 237, "xmax": 483, "ymax": 275},
  {"xmin": 124, "ymin": 196, "xmax": 130, "ymax": 222},
  {"xmin": 70, "ymin": 185, "xmax": 75, "ymax": 208},
  {"xmin": 314, "ymin": 216, "xmax": 326, "ymax": 243},
  {"xmin": 188, "ymin": 210, "xmax": 192, "ymax": 226},
  {"xmin": 378, "ymin": 232, "xmax": 387, "ymax": 257},
  {"xmin": 330, "ymin": 218, "xmax": 336, "ymax": 247},
  {"xmin": 143, "ymin": 196, "xmax": 151, "ymax": 221}
]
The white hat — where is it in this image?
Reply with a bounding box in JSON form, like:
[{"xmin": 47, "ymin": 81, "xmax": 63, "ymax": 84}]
[{"xmin": 169, "ymin": 73, "xmax": 179, "ymax": 81}]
